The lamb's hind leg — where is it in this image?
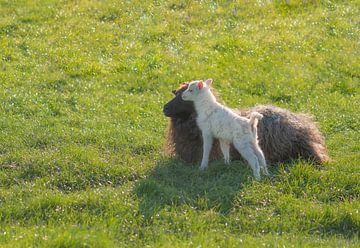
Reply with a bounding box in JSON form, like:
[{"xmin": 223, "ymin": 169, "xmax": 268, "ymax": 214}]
[
  {"xmin": 219, "ymin": 139, "xmax": 230, "ymax": 165},
  {"xmin": 233, "ymin": 139, "xmax": 261, "ymax": 180},
  {"xmin": 252, "ymin": 143, "xmax": 269, "ymax": 176}
]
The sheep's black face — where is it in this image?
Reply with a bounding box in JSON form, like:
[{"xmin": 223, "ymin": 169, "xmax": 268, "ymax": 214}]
[{"xmin": 163, "ymin": 87, "xmax": 195, "ymax": 120}]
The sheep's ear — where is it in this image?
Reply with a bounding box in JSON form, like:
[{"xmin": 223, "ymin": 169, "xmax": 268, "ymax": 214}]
[
  {"xmin": 172, "ymin": 90, "xmax": 176, "ymax": 95},
  {"xmin": 197, "ymin": 80, "xmax": 204, "ymax": 90},
  {"xmin": 205, "ymin": 78, "xmax": 213, "ymax": 86}
]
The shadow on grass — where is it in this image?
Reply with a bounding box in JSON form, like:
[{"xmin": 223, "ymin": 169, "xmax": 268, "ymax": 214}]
[
  {"xmin": 134, "ymin": 157, "xmax": 260, "ymax": 220},
  {"xmin": 134, "ymin": 158, "xmax": 360, "ymax": 238}
]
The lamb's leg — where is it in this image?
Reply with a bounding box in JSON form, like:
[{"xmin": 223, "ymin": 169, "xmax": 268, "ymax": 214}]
[
  {"xmin": 252, "ymin": 143, "xmax": 269, "ymax": 176},
  {"xmin": 219, "ymin": 139, "xmax": 231, "ymax": 165},
  {"xmin": 200, "ymin": 132, "xmax": 213, "ymax": 170},
  {"xmin": 233, "ymin": 139, "xmax": 261, "ymax": 180}
]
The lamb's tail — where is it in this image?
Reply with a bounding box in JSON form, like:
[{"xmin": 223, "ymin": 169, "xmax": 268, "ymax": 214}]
[{"xmin": 249, "ymin": 112, "xmax": 263, "ymax": 139}]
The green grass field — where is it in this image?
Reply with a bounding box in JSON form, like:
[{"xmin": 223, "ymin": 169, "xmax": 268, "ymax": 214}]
[{"xmin": 0, "ymin": 0, "xmax": 359, "ymax": 247}]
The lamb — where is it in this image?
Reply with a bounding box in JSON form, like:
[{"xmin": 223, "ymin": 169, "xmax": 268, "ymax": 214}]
[
  {"xmin": 163, "ymin": 82, "xmax": 329, "ymax": 165},
  {"xmin": 181, "ymin": 79, "xmax": 269, "ymax": 179}
]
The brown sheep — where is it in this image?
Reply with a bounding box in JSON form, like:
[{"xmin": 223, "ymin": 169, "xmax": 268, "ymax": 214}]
[{"xmin": 163, "ymin": 83, "xmax": 329, "ymax": 165}]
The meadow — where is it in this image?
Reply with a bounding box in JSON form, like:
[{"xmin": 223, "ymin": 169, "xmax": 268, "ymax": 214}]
[{"xmin": 0, "ymin": 0, "xmax": 359, "ymax": 247}]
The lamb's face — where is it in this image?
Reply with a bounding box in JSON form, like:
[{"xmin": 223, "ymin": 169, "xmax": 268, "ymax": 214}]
[
  {"xmin": 181, "ymin": 81, "xmax": 203, "ymax": 101},
  {"xmin": 182, "ymin": 79, "xmax": 213, "ymax": 102}
]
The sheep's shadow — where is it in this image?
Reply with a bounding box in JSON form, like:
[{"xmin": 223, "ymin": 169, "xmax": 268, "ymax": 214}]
[{"xmin": 134, "ymin": 157, "xmax": 268, "ymax": 220}]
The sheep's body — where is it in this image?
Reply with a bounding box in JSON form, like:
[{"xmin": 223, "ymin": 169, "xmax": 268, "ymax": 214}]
[
  {"xmin": 163, "ymin": 84, "xmax": 329, "ymax": 165},
  {"xmin": 181, "ymin": 79, "xmax": 269, "ymax": 179},
  {"xmin": 239, "ymin": 105, "xmax": 329, "ymax": 164}
]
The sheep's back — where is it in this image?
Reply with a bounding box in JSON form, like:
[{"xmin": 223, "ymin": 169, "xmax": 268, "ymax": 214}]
[{"xmin": 165, "ymin": 105, "xmax": 329, "ymax": 165}]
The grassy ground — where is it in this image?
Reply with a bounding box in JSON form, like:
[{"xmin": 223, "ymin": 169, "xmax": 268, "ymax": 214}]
[{"xmin": 0, "ymin": 0, "xmax": 359, "ymax": 247}]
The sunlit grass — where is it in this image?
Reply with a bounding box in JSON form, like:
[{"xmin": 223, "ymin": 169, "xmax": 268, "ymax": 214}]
[{"xmin": 0, "ymin": 0, "xmax": 359, "ymax": 247}]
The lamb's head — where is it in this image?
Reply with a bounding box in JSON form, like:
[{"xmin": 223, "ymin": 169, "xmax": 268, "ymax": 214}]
[
  {"xmin": 163, "ymin": 83, "xmax": 195, "ymax": 120},
  {"xmin": 182, "ymin": 79, "xmax": 213, "ymax": 102}
]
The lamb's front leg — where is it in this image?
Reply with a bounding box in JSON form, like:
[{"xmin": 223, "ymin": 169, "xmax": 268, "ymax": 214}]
[
  {"xmin": 219, "ymin": 139, "xmax": 231, "ymax": 165},
  {"xmin": 200, "ymin": 132, "xmax": 213, "ymax": 170}
]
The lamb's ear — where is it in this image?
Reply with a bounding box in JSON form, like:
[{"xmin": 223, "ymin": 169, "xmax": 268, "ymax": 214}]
[
  {"xmin": 197, "ymin": 80, "xmax": 204, "ymax": 90},
  {"xmin": 205, "ymin": 78, "xmax": 213, "ymax": 86}
]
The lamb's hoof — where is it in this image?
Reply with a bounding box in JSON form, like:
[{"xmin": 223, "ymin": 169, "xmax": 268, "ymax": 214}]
[
  {"xmin": 254, "ymin": 174, "xmax": 261, "ymax": 181},
  {"xmin": 224, "ymin": 160, "xmax": 231, "ymax": 165},
  {"xmin": 200, "ymin": 165, "xmax": 208, "ymax": 171}
]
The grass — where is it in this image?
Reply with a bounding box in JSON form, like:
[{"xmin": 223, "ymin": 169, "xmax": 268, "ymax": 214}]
[{"xmin": 0, "ymin": 0, "xmax": 359, "ymax": 247}]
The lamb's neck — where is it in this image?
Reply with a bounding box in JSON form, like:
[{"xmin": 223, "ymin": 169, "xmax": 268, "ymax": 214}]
[{"xmin": 194, "ymin": 93, "xmax": 218, "ymax": 117}]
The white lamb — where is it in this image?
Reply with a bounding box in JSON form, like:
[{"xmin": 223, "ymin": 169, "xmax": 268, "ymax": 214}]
[{"xmin": 182, "ymin": 79, "xmax": 269, "ymax": 180}]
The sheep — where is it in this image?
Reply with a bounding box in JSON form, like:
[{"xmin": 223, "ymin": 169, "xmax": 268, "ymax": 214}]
[
  {"xmin": 163, "ymin": 82, "xmax": 329, "ymax": 165},
  {"xmin": 180, "ymin": 79, "xmax": 269, "ymax": 179}
]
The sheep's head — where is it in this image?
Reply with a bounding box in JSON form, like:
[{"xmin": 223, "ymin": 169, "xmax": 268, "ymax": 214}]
[
  {"xmin": 163, "ymin": 83, "xmax": 195, "ymax": 120},
  {"xmin": 182, "ymin": 79, "xmax": 213, "ymax": 101}
]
